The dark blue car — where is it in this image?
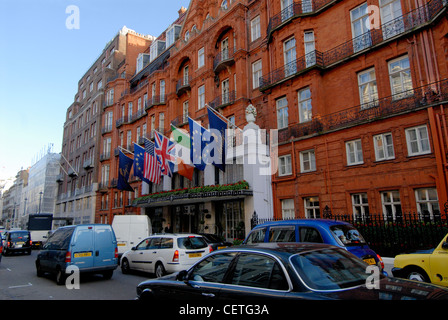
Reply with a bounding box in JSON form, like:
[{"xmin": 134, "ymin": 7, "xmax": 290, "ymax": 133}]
[{"xmin": 244, "ymin": 219, "xmax": 384, "ymax": 271}]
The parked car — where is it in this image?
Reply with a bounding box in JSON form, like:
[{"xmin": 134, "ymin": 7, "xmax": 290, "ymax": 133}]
[
  {"xmin": 35, "ymin": 224, "xmax": 118, "ymax": 285},
  {"xmin": 198, "ymin": 233, "xmax": 232, "ymax": 252},
  {"xmin": 392, "ymin": 233, "xmax": 448, "ymax": 286},
  {"xmin": 136, "ymin": 243, "xmax": 448, "ymax": 300},
  {"xmin": 121, "ymin": 233, "xmax": 210, "ymax": 278},
  {"xmin": 244, "ymin": 219, "xmax": 384, "ymax": 271},
  {"xmin": 3, "ymin": 230, "xmax": 32, "ymax": 256},
  {"xmin": 0, "ymin": 234, "xmax": 2, "ymax": 263}
]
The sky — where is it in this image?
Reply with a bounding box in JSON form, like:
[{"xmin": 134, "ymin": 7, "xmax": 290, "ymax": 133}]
[{"xmin": 0, "ymin": 0, "xmax": 191, "ymax": 180}]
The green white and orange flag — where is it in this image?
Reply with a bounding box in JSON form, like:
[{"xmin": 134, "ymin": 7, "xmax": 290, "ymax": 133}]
[{"xmin": 170, "ymin": 124, "xmax": 194, "ymax": 180}]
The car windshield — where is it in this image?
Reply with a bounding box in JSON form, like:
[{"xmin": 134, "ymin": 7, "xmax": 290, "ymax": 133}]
[
  {"xmin": 203, "ymin": 234, "xmax": 223, "ymax": 243},
  {"xmin": 10, "ymin": 232, "xmax": 29, "ymax": 240},
  {"xmin": 177, "ymin": 236, "xmax": 208, "ymax": 249},
  {"xmin": 330, "ymin": 224, "xmax": 367, "ymax": 246},
  {"xmin": 290, "ymin": 248, "xmax": 373, "ymax": 291}
]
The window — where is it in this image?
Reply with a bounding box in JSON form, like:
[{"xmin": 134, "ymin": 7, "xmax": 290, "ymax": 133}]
[
  {"xmin": 230, "ymin": 254, "xmax": 289, "ymax": 290},
  {"xmin": 284, "ymin": 37, "xmax": 297, "ymax": 76},
  {"xmin": 245, "ymin": 228, "xmax": 266, "ymax": 244},
  {"xmin": 299, "ymin": 227, "xmax": 323, "ymax": 243},
  {"xmin": 281, "ymin": 0, "xmax": 294, "ymax": 21},
  {"xmin": 221, "ymin": 0, "xmax": 228, "ymax": 10},
  {"xmin": 373, "ymin": 133, "xmax": 395, "ymax": 161},
  {"xmin": 279, "ymin": 154, "xmax": 292, "ymax": 176},
  {"xmin": 166, "ymin": 25, "xmax": 180, "ymax": 47},
  {"xmin": 128, "ymin": 102, "xmax": 133, "ymax": 121},
  {"xmin": 380, "ymin": 0, "xmax": 404, "ymax": 39},
  {"xmin": 276, "ymin": 97, "xmax": 288, "ymax": 129},
  {"xmin": 252, "ymin": 60, "xmax": 262, "ymax": 89},
  {"xmin": 189, "ymin": 252, "xmax": 237, "ymax": 283},
  {"xmin": 298, "ymin": 87, "xmax": 312, "ymax": 123},
  {"xmin": 304, "ymin": 197, "xmax": 320, "ymax": 218},
  {"xmin": 304, "ymin": 31, "xmax": 316, "ymax": 67},
  {"xmin": 183, "ymin": 101, "xmax": 189, "ymax": 123},
  {"xmin": 281, "ymin": 199, "xmax": 295, "ymax": 219},
  {"xmin": 358, "ymin": 68, "xmax": 378, "ymax": 108},
  {"xmin": 415, "ymin": 188, "xmax": 440, "ymax": 219},
  {"xmin": 300, "ymin": 150, "xmax": 316, "ymax": 172},
  {"xmin": 97, "ymin": 79, "xmax": 102, "ymax": 90},
  {"xmin": 382, "ymin": 191, "xmax": 402, "ymax": 220},
  {"xmin": 389, "ymin": 55, "xmax": 413, "ymax": 100},
  {"xmin": 198, "ymin": 47, "xmax": 205, "ymax": 68},
  {"xmin": 184, "ymin": 31, "xmax": 190, "ymax": 41},
  {"xmin": 405, "ymin": 125, "xmax": 430, "ymax": 156},
  {"xmin": 198, "ymin": 85, "xmax": 205, "ymax": 109},
  {"xmin": 269, "ymin": 226, "xmax": 295, "ymax": 242},
  {"xmin": 183, "ymin": 65, "xmax": 189, "ymax": 85},
  {"xmin": 346, "ymin": 139, "xmax": 363, "ymax": 165},
  {"xmin": 106, "ymin": 89, "xmax": 114, "ymax": 105},
  {"xmin": 350, "ymin": 3, "xmax": 372, "ymax": 52},
  {"xmin": 101, "ymin": 165, "xmax": 110, "ymax": 185},
  {"xmin": 250, "ymin": 15, "xmax": 261, "ymax": 41},
  {"xmin": 352, "ymin": 193, "xmax": 369, "ymax": 219},
  {"xmin": 222, "ymin": 79, "xmax": 230, "ymax": 104}
]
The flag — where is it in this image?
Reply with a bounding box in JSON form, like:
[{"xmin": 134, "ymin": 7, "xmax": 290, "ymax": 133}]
[
  {"xmin": 134, "ymin": 143, "xmax": 161, "ymax": 184},
  {"xmin": 154, "ymin": 131, "xmax": 175, "ymax": 177},
  {"xmin": 117, "ymin": 150, "xmax": 134, "ymax": 191},
  {"xmin": 171, "ymin": 124, "xmax": 195, "ymax": 180},
  {"xmin": 207, "ymin": 107, "xmax": 227, "ymax": 171},
  {"xmin": 188, "ymin": 117, "xmax": 208, "ymax": 171}
]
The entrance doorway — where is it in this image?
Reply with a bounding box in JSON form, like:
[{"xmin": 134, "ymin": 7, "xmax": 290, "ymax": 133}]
[{"xmin": 216, "ymin": 200, "xmax": 245, "ymax": 242}]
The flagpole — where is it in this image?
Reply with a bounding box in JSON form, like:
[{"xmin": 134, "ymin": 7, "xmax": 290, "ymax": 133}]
[
  {"xmin": 205, "ymin": 104, "xmax": 243, "ymax": 132},
  {"xmin": 118, "ymin": 145, "xmax": 134, "ymax": 155}
]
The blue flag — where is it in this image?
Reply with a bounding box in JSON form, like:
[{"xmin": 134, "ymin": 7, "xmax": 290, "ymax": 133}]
[
  {"xmin": 117, "ymin": 150, "xmax": 134, "ymax": 191},
  {"xmin": 133, "ymin": 143, "xmax": 151, "ymax": 184},
  {"xmin": 207, "ymin": 108, "xmax": 227, "ymax": 172},
  {"xmin": 188, "ymin": 117, "xmax": 208, "ymax": 171}
]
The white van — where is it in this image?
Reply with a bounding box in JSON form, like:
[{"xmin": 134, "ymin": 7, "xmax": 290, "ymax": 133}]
[{"xmin": 112, "ymin": 215, "xmax": 152, "ymax": 258}]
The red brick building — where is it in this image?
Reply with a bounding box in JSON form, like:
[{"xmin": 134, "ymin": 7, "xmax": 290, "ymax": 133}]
[{"xmin": 92, "ymin": 0, "xmax": 448, "ymax": 238}]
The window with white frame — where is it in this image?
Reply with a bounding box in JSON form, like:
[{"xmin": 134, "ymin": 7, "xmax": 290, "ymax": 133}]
[
  {"xmin": 358, "ymin": 68, "xmax": 378, "ymax": 108},
  {"xmin": 252, "ymin": 60, "xmax": 262, "ymax": 89},
  {"xmin": 183, "ymin": 101, "xmax": 189, "ymax": 123},
  {"xmin": 373, "ymin": 132, "xmax": 395, "ymax": 161},
  {"xmin": 281, "ymin": 0, "xmax": 294, "ymax": 21},
  {"xmin": 304, "ymin": 31, "xmax": 316, "ymax": 67},
  {"xmin": 388, "ymin": 55, "xmax": 413, "ymax": 99},
  {"xmin": 198, "ymin": 47, "xmax": 205, "ymax": 68},
  {"xmin": 166, "ymin": 25, "xmax": 180, "ymax": 47},
  {"xmin": 304, "ymin": 197, "xmax": 320, "ymax": 218},
  {"xmin": 251, "ymin": 15, "xmax": 261, "ymax": 42},
  {"xmin": 405, "ymin": 125, "xmax": 430, "ymax": 156},
  {"xmin": 381, "ymin": 191, "xmax": 402, "ymax": 220},
  {"xmin": 298, "ymin": 87, "xmax": 312, "ymax": 123},
  {"xmin": 281, "ymin": 199, "xmax": 295, "ymax": 219},
  {"xmin": 380, "ymin": 0, "xmax": 404, "ymax": 39},
  {"xmin": 160, "ymin": 80, "xmax": 165, "ymax": 103},
  {"xmin": 352, "ymin": 193, "xmax": 369, "ymax": 220},
  {"xmin": 284, "ymin": 37, "xmax": 297, "ymax": 76},
  {"xmin": 106, "ymin": 89, "xmax": 114, "ymax": 105},
  {"xmin": 159, "ymin": 112, "xmax": 165, "ymax": 132},
  {"xmin": 346, "ymin": 139, "xmax": 363, "ymax": 165},
  {"xmin": 350, "ymin": 3, "xmax": 372, "ymax": 52},
  {"xmin": 276, "ymin": 97, "xmax": 289, "ymax": 129},
  {"xmin": 222, "ymin": 78, "xmax": 230, "ymax": 104},
  {"xmin": 300, "ymin": 150, "xmax": 316, "ymax": 173},
  {"xmin": 198, "ymin": 85, "xmax": 205, "ymax": 109},
  {"xmin": 279, "ymin": 154, "xmax": 292, "ymax": 176},
  {"xmin": 415, "ymin": 188, "xmax": 440, "ymax": 219},
  {"xmin": 221, "ymin": 0, "xmax": 228, "ymax": 10}
]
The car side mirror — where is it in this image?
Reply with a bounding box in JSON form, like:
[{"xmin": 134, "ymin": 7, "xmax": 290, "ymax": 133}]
[
  {"xmin": 176, "ymin": 270, "xmax": 188, "ymax": 281},
  {"xmin": 442, "ymin": 242, "xmax": 448, "ymax": 250},
  {"xmin": 131, "ymin": 246, "xmax": 136, "ymax": 251}
]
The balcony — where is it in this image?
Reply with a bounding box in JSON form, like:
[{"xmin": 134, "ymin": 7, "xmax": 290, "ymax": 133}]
[
  {"xmin": 145, "ymin": 95, "xmax": 166, "ymax": 110},
  {"xmin": 176, "ymin": 76, "xmax": 191, "ymax": 96},
  {"xmin": 213, "ymin": 47, "xmax": 236, "ymax": 73},
  {"xmin": 277, "ymin": 78, "xmax": 448, "ymax": 143},
  {"xmin": 83, "ymin": 158, "xmax": 94, "ymax": 169},
  {"xmin": 100, "ymin": 152, "xmax": 111, "ymax": 162},
  {"xmin": 208, "ymin": 90, "xmax": 236, "ymax": 110},
  {"xmin": 101, "ymin": 125, "xmax": 113, "ymax": 135},
  {"xmin": 261, "ymin": 0, "xmax": 447, "ymax": 91},
  {"xmin": 171, "ymin": 112, "xmax": 190, "ymax": 127}
]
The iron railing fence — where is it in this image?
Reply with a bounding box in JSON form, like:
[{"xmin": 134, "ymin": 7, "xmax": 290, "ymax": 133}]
[{"xmin": 251, "ymin": 211, "xmax": 448, "ymax": 257}]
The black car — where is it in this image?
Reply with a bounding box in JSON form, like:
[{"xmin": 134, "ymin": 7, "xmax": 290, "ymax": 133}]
[
  {"xmin": 198, "ymin": 233, "xmax": 232, "ymax": 251},
  {"xmin": 3, "ymin": 230, "xmax": 32, "ymax": 255},
  {"xmin": 136, "ymin": 242, "xmax": 448, "ymax": 300}
]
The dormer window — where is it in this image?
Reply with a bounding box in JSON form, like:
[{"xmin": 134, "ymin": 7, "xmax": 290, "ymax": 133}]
[
  {"xmin": 185, "ymin": 31, "xmax": 190, "ymax": 41},
  {"xmin": 166, "ymin": 24, "xmax": 181, "ymax": 47},
  {"xmin": 136, "ymin": 53, "xmax": 150, "ymax": 73},
  {"xmin": 150, "ymin": 40, "xmax": 166, "ymax": 62},
  {"xmin": 221, "ymin": 0, "xmax": 228, "ymax": 9}
]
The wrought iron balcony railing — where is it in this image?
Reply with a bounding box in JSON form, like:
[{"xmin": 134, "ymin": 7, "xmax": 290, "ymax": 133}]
[
  {"xmin": 213, "ymin": 47, "xmax": 236, "ymax": 73},
  {"xmin": 261, "ymin": 0, "xmax": 447, "ymax": 90},
  {"xmin": 208, "ymin": 90, "xmax": 236, "ymax": 110},
  {"xmin": 176, "ymin": 76, "xmax": 191, "ymax": 96},
  {"xmin": 277, "ymin": 78, "xmax": 448, "ymax": 143},
  {"xmin": 145, "ymin": 95, "xmax": 166, "ymax": 110}
]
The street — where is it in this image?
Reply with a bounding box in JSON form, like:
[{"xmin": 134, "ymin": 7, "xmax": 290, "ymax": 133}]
[{"xmin": 0, "ymin": 250, "xmax": 151, "ymax": 300}]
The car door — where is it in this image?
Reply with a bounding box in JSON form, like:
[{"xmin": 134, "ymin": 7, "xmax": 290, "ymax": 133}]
[
  {"xmin": 71, "ymin": 226, "xmax": 94, "ymax": 270},
  {"xmin": 152, "ymin": 252, "xmax": 237, "ymax": 300},
  {"xmin": 429, "ymin": 235, "xmax": 448, "ymax": 286},
  {"xmin": 219, "ymin": 253, "xmax": 290, "ymax": 300},
  {"xmin": 93, "ymin": 225, "xmax": 116, "ymax": 268},
  {"xmin": 127, "ymin": 238, "xmax": 156, "ymax": 272}
]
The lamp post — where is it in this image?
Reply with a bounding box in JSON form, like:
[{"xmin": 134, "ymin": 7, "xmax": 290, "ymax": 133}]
[{"xmin": 38, "ymin": 191, "xmax": 43, "ymax": 214}]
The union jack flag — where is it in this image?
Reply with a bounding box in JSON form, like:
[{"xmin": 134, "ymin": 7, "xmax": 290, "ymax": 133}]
[
  {"xmin": 144, "ymin": 138, "xmax": 161, "ymax": 184},
  {"xmin": 154, "ymin": 131, "xmax": 175, "ymax": 177}
]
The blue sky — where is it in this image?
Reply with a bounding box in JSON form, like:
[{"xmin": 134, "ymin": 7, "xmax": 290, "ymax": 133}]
[{"xmin": 0, "ymin": 0, "xmax": 191, "ymax": 179}]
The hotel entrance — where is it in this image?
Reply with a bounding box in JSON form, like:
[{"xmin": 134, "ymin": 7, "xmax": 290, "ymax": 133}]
[{"xmin": 216, "ymin": 200, "xmax": 245, "ymax": 242}]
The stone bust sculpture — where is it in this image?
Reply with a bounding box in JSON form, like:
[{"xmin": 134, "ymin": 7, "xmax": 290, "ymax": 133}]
[{"xmin": 245, "ymin": 104, "xmax": 257, "ymax": 123}]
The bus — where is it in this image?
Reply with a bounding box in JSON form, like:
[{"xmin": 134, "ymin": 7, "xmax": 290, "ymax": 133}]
[{"xmin": 28, "ymin": 214, "xmax": 53, "ymax": 249}]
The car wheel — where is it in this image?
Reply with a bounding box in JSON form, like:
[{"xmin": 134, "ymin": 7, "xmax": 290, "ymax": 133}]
[
  {"xmin": 121, "ymin": 258, "xmax": 131, "ymax": 274},
  {"xmin": 154, "ymin": 262, "xmax": 165, "ymax": 278},
  {"xmin": 36, "ymin": 261, "xmax": 44, "ymax": 277},
  {"xmin": 56, "ymin": 268, "xmax": 66, "ymax": 285},
  {"xmin": 405, "ymin": 268, "xmax": 430, "ymax": 283}
]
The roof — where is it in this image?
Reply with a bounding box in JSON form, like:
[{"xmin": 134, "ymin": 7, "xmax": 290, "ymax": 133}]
[{"xmin": 222, "ymin": 242, "xmax": 339, "ymax": 256}]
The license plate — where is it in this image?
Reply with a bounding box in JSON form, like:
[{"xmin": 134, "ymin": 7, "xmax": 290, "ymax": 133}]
[
  {"xmin": 188, "ymin": 253, "xmax": 202, "ymax": 258},
  {"xmin": 217, "ymin": 246, "xmax": 227, "ymax": 250},
  {"xmin": 17, "ymin": 242, "xmax": 25, "ymax": 245},
  {"xmin": 74, "ymin": 252, "xmax": 92, "ymax": 258},
  {"xmin": 363, "ymin": 258, "xmax": 376, "ymax": 265},
  {"xmin": 16, "ymin": 244, "xmax": 22, "ymax": 248},
  {"xmin": 117, "ymin": 243, "xmax": 126, "ymax": 246}
]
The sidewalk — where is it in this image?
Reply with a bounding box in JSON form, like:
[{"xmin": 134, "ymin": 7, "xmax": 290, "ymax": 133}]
[{"xmin": 382, "ymin": 257, "xmax": 394, "ymax": 275}]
